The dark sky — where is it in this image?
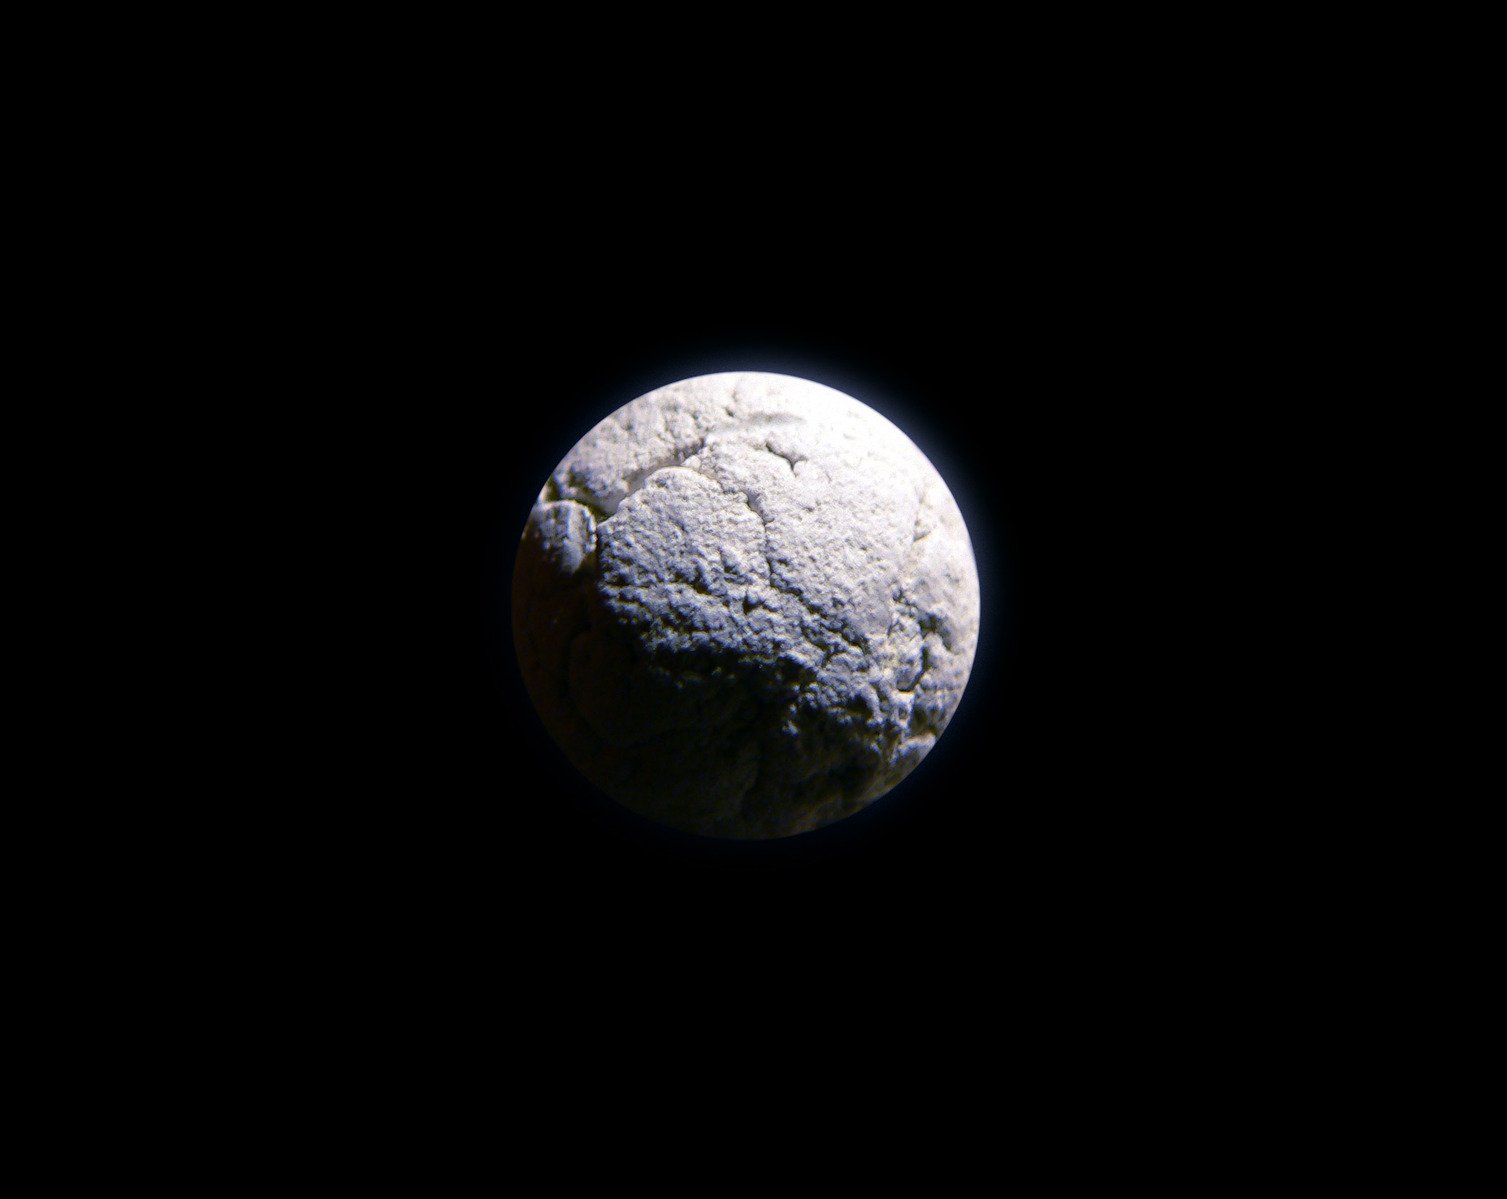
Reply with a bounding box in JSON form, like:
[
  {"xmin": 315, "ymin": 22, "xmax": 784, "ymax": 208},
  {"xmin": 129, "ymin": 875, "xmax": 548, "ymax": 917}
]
[
  {"xmin": 197, "ymin": 40, "xmax": 1308, "ymax": 1073},
  {"xmin": 462, "ymin": 241, "xmax": 1201, "ymax": 940},
  {"xmin": 344, "ymin": 174, "xmax": 1250, "ymax": 981}
]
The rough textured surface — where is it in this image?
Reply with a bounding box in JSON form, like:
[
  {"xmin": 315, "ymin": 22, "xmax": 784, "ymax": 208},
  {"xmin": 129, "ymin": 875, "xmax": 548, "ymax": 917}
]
[{"xmin": 512, "ymin": 372, "xmax": 980, "ymax": 839}]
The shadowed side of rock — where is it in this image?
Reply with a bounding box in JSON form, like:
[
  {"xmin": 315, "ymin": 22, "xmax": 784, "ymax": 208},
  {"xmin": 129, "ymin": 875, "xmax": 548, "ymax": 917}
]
[{"xmin": 514, "ymin": 516, "xmax": 932, "ymax": 839}]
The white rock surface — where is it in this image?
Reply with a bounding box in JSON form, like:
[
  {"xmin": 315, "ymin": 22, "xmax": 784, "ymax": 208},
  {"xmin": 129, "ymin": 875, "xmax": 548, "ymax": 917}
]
[{"xmin": 512, "ymin": 372, "xmax": 980, "ymax": 839}]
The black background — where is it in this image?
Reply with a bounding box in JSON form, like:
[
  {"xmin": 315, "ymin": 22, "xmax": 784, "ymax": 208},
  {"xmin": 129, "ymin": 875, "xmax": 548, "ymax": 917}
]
[
  {"xmin": 136, "ymin": 29, "xmax": 1344, "ymax": 1128},
  {"xmin": 328, "ymin": 125, "xmax": 1258, "ymax": 992},
  {"xmin": 421, "ymin": 229, "xmax": 1214, "ymax": 970},
  {"xmin": 176, "ymin": 26, "xmax": 1382, "ymax": 1136}
]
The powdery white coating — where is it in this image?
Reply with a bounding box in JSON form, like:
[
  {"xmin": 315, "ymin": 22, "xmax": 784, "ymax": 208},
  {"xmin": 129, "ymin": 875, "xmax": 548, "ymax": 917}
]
[{"xmin": 513, "ymin": 372, "xmax": 980, "ymax": 839}]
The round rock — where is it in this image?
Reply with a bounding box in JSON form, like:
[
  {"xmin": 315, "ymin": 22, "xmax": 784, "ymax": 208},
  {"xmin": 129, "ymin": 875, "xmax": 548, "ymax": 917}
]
[{"xmin": 512, "ymin": 372, "xmax": 980, "ymax": 839}]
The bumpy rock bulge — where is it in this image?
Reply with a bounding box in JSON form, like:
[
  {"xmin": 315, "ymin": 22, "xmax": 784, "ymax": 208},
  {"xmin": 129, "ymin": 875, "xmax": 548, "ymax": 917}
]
[{"xmin": 512, "ymin": 373, "xmax": 980, "ymax": 839}]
